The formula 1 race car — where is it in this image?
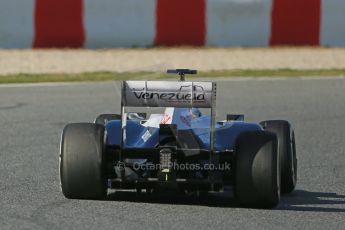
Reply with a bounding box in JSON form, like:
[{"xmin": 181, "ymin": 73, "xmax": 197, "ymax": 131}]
[{"xmin": 59, "ymin": 69, "xmax": 297, "ymax": 208}]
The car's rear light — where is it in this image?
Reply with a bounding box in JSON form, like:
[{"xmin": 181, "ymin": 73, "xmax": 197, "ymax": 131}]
[{"xmin": 160, "ymin": 148, "xmax": 172, "ymax": 173}]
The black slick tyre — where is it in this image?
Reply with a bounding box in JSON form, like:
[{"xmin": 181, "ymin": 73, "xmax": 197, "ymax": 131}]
[
  {"xmin": 60, "ymin": 123, "xmax": 107, "ymax": 199},
  {"xmin": 260, "ymin": 120, "xmax": 297, "ymax": 194},
  {"xmin": 234, "ymin": 130, "xmax": 280, "ymax": 208},
  {"xmin": 94, "ymin": 114, "xmax": 121, "ymax": 126}
]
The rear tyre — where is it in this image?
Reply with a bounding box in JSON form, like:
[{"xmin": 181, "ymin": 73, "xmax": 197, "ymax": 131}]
[
  {"xmin": 94, "ymin": 114, "xmax": 121, "ymax": 126},
  {"xmin": 60, "ymin": 123, "xmax": 107, "ymax": 199},
  {"xmin": 234, "ymin": 131, "xmax": 280, "ymax": 208},
  {"xmin": 260, "ymin": 120, "xmax": 297, "ymax": 194}
]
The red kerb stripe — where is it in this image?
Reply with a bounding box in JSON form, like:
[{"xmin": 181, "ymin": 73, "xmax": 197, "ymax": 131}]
[
  {"xmin": 270, "ymin": 0, "xmax": 321, "ymax": 46},
  {"xmin": 33, "ymin": 0, "xmax": 84, "ymax": 48},
  {"xmin": 155, "ymin": 0, "xmax": 206, "ymax": 46}
]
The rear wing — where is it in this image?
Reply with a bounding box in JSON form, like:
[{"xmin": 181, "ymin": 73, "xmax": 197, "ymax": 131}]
[
  {"xmin": 122, "ymin": 81, "xmax": 215, "ymax": 108},
  {"xmin": 120, "ymin": 80, "xmax": 217, "ymax": 152}
]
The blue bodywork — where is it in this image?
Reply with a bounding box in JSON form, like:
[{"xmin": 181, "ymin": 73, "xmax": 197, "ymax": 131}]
[{"xmin": 105, "ymin": 108, "xmax": 262, "ymax": 151}]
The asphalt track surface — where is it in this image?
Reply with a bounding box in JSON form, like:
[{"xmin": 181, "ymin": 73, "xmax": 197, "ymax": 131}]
[{"xmin": 1, "ymin": 77, "xmax": 344, "ymax": 230}]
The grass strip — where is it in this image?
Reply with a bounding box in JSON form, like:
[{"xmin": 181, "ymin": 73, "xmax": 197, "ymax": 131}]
[{"xmin": 1, "ymin": 69, "xmax": 344, "ymax": 84}]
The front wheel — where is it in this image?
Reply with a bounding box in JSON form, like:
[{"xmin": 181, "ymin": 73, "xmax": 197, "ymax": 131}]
[{"xmin": 94, "ymin": 114, "xmax": 121, "ymax": 126}]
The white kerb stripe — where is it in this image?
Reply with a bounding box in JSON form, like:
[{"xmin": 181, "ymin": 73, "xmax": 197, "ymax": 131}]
[
  {"xmin": 0, "ymin": 0, "xmax": 34, "ymax": 48},
  {"xmin": 84, "ymin": 0, "xmax": 155, "ymax": 48},
  {"xmin": 321, "ymin": 0, "xmax": 345, "ymax": 47},
  {"xmin": 206, "ymin": 0, "xmax": 272, "ymax": 47}
]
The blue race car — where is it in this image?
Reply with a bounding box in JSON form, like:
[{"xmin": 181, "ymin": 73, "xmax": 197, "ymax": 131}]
[{"xmin": 59, "ymin": 69, "xmax": 297, "ymax": 208}]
